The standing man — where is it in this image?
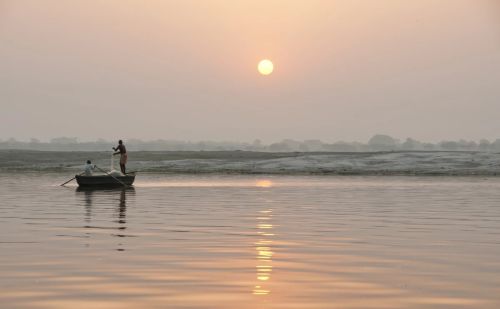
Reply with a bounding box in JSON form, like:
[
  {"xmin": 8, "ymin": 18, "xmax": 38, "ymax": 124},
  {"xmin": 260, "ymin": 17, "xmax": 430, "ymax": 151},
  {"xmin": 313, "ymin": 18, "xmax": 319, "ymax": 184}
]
[{"xmin": 113, "ymin": 140, "xmax": 128, "ymax": 174}]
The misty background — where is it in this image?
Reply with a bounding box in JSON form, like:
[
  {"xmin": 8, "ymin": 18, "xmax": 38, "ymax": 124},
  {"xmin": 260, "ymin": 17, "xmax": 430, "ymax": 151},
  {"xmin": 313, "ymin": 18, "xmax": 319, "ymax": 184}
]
[
  {"xmin": 2, "ymin": 135, "xmax": 500, "ymax": 152},
  {"xmin": 1, "ymin": 1, "xmax": 500, "ymax": 143}
]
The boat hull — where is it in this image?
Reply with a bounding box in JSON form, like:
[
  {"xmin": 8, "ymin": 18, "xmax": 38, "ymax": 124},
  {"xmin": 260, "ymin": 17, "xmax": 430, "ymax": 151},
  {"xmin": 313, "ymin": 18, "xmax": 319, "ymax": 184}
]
[{"xmin": 76, "ymin": 174, "xmax": 135, "ymax": 187}]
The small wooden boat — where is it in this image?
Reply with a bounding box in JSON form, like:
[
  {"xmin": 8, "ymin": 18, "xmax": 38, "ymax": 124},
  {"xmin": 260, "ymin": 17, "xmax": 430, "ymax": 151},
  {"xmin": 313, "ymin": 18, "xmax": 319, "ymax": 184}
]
[{"xmin": 76, "ymin": 173, "xmax": 135, "ymax": 187}]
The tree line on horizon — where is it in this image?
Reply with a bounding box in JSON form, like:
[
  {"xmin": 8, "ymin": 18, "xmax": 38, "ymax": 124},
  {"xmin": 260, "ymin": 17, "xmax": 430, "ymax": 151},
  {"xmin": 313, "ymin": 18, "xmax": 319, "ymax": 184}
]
[{"xmin": 1, "ymin": 135, "xmax": 500, "ymax": 152}]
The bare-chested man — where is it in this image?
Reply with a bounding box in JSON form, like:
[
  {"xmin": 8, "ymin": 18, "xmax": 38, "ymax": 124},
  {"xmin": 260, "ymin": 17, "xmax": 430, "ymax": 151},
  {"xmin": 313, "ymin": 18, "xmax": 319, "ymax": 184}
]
[{"xmin": 113, "ymin": 140, "xmax": 128, "ymax": 174}]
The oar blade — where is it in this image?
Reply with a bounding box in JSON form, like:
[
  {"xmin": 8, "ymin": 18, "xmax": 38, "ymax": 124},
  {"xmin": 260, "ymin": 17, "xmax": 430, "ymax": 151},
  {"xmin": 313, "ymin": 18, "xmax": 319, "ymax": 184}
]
[{"xmin": 60, "ymin": 177, "xmax": 76, "ymax": 186}]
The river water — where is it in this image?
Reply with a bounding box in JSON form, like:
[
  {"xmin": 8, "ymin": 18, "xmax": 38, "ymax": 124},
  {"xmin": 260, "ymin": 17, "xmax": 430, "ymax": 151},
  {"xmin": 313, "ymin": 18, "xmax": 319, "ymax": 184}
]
[{"xmin": 1, "ymin": 173, "xmax": 499, "ymax": 308}]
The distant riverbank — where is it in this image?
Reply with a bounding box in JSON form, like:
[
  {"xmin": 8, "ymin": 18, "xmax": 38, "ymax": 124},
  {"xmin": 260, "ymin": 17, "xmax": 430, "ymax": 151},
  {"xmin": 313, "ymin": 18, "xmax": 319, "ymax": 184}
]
[{"xmin": 2, "ymin": 150, "xmax": 499, "ymax": 176}]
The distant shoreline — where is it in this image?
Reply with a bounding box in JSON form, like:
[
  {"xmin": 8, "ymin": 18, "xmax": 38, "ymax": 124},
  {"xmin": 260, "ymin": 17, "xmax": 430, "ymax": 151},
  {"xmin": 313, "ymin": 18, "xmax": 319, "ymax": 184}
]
[{"xmin": 1, "ymin": 150, "xmax": 499, "ymax": 176}]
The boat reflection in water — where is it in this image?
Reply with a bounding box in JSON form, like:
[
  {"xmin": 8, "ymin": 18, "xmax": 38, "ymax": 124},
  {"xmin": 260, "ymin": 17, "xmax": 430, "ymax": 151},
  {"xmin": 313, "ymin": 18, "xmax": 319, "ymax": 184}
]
[
  {"xmin": 253, "ymin": 208, "xmax": 274, "ymax": 296},
  {"xmin": 75, "ymin": 187, "xmax": 136, "ymax": 251}
]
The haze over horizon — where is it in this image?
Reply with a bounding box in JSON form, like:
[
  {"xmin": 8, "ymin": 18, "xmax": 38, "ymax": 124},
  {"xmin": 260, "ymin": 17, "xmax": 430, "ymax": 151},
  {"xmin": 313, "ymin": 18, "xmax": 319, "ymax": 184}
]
[{"xmin": 1, "ymin": 0, "xmax": 500, "ymax": 143}]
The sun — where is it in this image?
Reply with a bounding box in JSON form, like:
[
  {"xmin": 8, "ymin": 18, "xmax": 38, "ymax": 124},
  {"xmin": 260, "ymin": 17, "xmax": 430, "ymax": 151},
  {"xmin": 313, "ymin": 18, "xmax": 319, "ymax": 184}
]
[{"xmin": 258, "ymin": 59, "xmax": 274, "ymax": 76}]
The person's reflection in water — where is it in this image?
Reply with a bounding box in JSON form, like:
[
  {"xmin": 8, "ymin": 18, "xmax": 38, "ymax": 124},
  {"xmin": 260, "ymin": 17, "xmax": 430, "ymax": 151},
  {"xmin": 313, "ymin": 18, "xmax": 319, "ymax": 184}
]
[
  {"xmin": 118, "ymin": 189, "xmax": 127, "ymax": 225},
  {"xmin": 75, "ymin": 188, "xmax": 95, "ymax": 248},
  {"xmin": 83, "ymin": 189, "xmax": 93, "ymax": 224},
  {"xmin": 75, "ymin": 188, "xmax": 95, "ymax": 224},
  {"xmin": 114, "ymin": 188, "xmax": 135, "ymax": 251}
]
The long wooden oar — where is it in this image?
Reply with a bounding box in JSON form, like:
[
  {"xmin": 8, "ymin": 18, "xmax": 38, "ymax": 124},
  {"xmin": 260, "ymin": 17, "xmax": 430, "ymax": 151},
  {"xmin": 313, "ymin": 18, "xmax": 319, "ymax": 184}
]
[
  {"xmin": 95, "ymin": 165, "xmax": 129, "ymax": 187},
  {"xmin": 60, "ymin": 172, "xmax": 85, "ymax": 186}
]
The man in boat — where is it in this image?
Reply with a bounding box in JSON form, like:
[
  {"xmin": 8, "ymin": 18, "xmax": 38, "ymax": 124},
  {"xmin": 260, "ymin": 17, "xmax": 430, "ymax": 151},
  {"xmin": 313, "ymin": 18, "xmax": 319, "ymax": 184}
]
[
  {"xmin": 84, "ymin": 160, "xmax": 95, "ymax": 176},
  {"xmin": 113, "ymin": 140, "xmax": 128, "ymax": 174}
]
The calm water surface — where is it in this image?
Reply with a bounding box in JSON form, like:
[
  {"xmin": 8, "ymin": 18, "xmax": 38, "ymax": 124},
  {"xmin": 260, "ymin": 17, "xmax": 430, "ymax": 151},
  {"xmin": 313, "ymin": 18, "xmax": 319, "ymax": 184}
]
[{"xmin": 1, "ymin": 173, "xmax": 500, "ymax": 308}]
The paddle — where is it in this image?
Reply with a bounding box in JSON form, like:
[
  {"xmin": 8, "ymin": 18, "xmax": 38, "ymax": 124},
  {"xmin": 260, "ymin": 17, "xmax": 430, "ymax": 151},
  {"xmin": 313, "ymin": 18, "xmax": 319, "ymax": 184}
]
[
  {"xmin": 94, "ymin": 165, "xmax": 130, "ymax": 188},
  {"xmin": 60, "ymin": 172, "xmax": 85, "ymax": 186}
]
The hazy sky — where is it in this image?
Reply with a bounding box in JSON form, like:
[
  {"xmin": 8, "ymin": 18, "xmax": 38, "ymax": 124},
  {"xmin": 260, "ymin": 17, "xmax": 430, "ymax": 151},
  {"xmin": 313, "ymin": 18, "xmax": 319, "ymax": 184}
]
[{"xmin": 1, "ymin": 0, "xmax": 499, "ymax": 143}]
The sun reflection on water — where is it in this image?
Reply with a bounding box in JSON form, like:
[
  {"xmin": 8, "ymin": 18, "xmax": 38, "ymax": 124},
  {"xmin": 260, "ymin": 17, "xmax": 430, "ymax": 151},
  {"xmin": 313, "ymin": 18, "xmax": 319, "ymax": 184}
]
[
  {"xmin": 253, "ymin": 208, "xmax": 274, "ymax": 296},
  {"xmin": 256, "ymin": 180, "xmax": 273, "ymax": 188}
]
